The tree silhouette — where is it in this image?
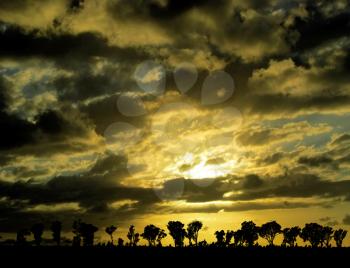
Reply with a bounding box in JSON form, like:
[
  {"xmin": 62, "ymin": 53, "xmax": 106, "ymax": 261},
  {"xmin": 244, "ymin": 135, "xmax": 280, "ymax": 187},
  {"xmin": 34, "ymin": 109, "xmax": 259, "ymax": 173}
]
[
  {"xmin": 80, "ymin": 222, "xmax": 98, "ymax": 246},
  {"xmin": 187, "ymin": 220, "xmax": 203, "ymax": 246},
  {"xmin": 214, "ymin": 230, "xmax": 226, "ymax": 247},
  {"xmin": 214, "ymin": 230, "xmax": 234, "ymax": 247},
  {"xmin": 156, "ymin": 229, "xmax": 167, "ymax": 247},
  {"xmin": 321, "ymin": 226, "xmax": 333, "ymax": 248},
  {"xmin": 241, "ymin": 221, "xmax": 259, "ymax": 247},
  {"xmin": 300, "ymin": 223, "xmax": 323, "ymax": 248},
  {"xmin": 16, "ymin": 229, "xmax": 31, "ymax": 246},
  {"xmin": 30, "ymin": 223, "xmax": 44, "ymax": 246},
  {"xmin": 282, "ymin": 227, "xmax": 300, "ymax": 247},
  {"xmin": 127, "ymin": 225, "xmax": 140, "ymax": 246},
  {"xmin": 72, "ymin": 220, "xmax": 82, "ymax": 247},
  {"xmin": 334, "ymin": 229, "xmax": 347, "ymax": 248},
  {"xmin": 72, "ymin": 220, "xmax": 98, "ymax": 246},
  {"xmin": 233, "ymin": 229, "xmax": 244, "ymax": 247},
  {"xmin": 105, "ymin": 225, "xmax": 117, "ymax": 244},
  {"xmin": 6, "ymin": 219, "xmax": 350, "ymax": 249},
  {"xmin": 167, "ymin": 221, "xmax": 187, "ymax": 247},
  {"xmin": 51, "ymin": 221, "xmax": 62, "ymax": 246},
  {"xmin": 225, "ymin": 230, "xmax": 235, "ymax": 246},
  {"xmin": 141, "ymin": 224, "xmax": 166, "ymax": 246},
  {"xmin": 259, "ymin": 221, "xmax": 281, "ymax": 246}
]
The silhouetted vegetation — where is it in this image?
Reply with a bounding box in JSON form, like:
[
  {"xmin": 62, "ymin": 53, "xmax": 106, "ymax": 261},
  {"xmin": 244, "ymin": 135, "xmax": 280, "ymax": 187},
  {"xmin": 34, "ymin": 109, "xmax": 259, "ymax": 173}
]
[
  {"xmin": 167, "ymin": 221, "xmax": 187, "ymax": 247},
  {"xmin": 16, "ymin": 229, "xmax": 31, "ymax": 246},
  {"xmin": 241, "ymin": 221, "xmax": 259, "ymax": 247},
  {"xmin": 282, "ymin": 226, "xmax": 300, "ymax": 247},
  {"xmin": 3, "ymin": 219, "xmax": 349, "ymax": 249},
  {"xmin": 141, "ymin": 224, "xmax": 166, "ymax": 247},
  {"xmin": 30, "ymin": 223, "xmax": 44, "ymax": 246},
  {"xmin": 259, "ymin": 221, "xmax": 281, "ymax": 246},
  {"xmin": 105, "ymin": 225, "xmax": 117, "ymax": 245},
  {"xmin": 186, "ymin": 220, "xmax": 203, "ymax": 246},
  {"xmin": 72, "ymin": 219, "xmax": 98, "ymax": 247},
  {"xmin": 51, "ymin": 221, "xmax": 62, "ymax": 246},
  {"xmin": 214, "ymin": 230, "xmax": 225, "ymax": 247},
  {"xmin": 300, "ymin": 223, "xmax": 324, "ymax": 248},
  {"xmin": 127, "ymin": 225, "xmax": 140, "ymax": 246},
  {"xmin": 334, "ymin": 229, "xmax": 347, "ymax": 247}
]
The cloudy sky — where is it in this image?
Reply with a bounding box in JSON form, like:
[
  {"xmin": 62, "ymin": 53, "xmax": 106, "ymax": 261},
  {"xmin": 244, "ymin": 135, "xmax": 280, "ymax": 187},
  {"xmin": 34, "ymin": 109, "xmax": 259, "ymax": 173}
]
[{"xmin": 1, "ymin": 0, "xmax": 350, "ymax": 245}]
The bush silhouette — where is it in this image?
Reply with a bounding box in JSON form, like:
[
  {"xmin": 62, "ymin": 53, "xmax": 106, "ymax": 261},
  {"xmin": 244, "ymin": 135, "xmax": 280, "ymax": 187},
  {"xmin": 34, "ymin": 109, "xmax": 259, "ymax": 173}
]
[{"xmin": 118, "ymin": 238, "xmax": 124, "ymax": 247}]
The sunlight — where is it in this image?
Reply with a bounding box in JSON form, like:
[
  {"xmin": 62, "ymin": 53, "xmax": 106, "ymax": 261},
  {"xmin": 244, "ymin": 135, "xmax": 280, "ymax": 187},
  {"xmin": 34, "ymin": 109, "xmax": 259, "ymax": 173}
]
[{"xmin": 181, "ymin": 155, "xmax": 236, "ymax": 179}]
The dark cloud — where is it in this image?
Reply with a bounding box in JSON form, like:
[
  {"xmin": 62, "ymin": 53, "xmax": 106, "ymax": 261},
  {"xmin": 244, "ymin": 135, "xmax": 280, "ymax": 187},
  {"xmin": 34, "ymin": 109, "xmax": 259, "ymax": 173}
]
[
  {"xmin": 236, "ymin": 129, "xmax": 274, "ymax": 146},
  {"xmin": 168, "ymin": 199, "xmax": 314, "ymax": 215},
  {"xmin": 0, "ymin": 23, "xmax": 149, "ymax": 66},
  {"xmin": 258, "ymin": 152, "xmax": 285, "ymax": 165},
  {"xmin": 80, "ymin": 94, "xmax": 147, "ymax": 135},
  {"xmin": 242, "ymin": 174, "xmax": 264, "ymax": 189},
  {"xmin": 6, "ymin": 166, "xmax": 49, "ymax": 179},
  {"xmin": 0, "ymin": 77, "xmax": 98, "ymax": 158},
  {"xmin": 235, "ymin": 173, "xmax": 350, "ymax": 201},
  {"xmin": 173, "ymin": 172, "xmax": 350, "ymax": 203},
  {"xmin": 69, "ymin": 0, "xmax": 84, "ymax": 12},
  {"xmin": 0, "ymin": 154, "xmax": 160, "ymax": 230},
  {"xmin": 289, "ymin": 3, "xmax": 350, "ymax": 53},
  {"xmin": 242, "ymin": 94, "xmax": 350, "ymax": 116},
  {"xmin": 0, "ymin": 81, "xmax": 36, "ymax": 150},
  {"xmin": 109, "ymin": 0, "xmax": 221, "ymax": 20},
  {"xmin": 0, "ymin": 107, "xmax": 91, "ymax": 152},
  {"xmin": 148, "ymin": 0, "xmax": 216, "ymax": 19},
  {"xmin": 0, "ymin": 74, "xmax": 95, "ymax": 153},
  {"xmin": 55, "ymin": 70, "xmax": 119, "ymax": 102},
  {"xmin": 298, "ymin": 155, "xmax": 337, "ymax": 169},
  {"xmin": 0, "ymin": 112, "xmax": 35, "ymax": 150}
]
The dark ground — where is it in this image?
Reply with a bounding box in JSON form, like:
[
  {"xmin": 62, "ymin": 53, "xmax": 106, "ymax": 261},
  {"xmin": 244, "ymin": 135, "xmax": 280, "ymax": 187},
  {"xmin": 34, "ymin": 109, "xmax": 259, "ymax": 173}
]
[{"xmin": 1, "ymin": 247, "xmax": 349, "ymax": 267}]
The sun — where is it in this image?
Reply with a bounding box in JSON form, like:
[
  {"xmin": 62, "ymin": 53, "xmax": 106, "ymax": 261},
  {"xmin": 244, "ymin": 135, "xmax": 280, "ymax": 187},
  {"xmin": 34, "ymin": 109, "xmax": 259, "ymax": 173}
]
[{"xmin": 177, "ymin": 153, "xmax": 236, "ymax": 180}]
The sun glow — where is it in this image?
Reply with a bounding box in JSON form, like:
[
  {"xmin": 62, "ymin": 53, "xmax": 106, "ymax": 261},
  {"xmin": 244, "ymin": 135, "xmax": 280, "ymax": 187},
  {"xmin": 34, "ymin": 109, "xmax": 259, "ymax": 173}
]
[{"xmin": 179, "ymin": 154, "xmax": 237, "ymax": 179}]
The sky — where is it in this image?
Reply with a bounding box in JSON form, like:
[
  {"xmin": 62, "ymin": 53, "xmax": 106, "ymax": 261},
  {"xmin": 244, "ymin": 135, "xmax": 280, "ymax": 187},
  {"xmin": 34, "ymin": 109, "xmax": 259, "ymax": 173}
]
[{"xmin": 0, "ymin": 0, "xmax": 350, "ymax": 246}]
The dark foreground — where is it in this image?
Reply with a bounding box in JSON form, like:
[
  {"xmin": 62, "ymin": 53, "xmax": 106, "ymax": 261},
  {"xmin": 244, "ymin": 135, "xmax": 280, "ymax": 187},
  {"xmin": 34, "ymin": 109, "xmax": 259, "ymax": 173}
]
[{"xmin": 1, "ymin": 247, "xmax": 349, "ymax": 267}]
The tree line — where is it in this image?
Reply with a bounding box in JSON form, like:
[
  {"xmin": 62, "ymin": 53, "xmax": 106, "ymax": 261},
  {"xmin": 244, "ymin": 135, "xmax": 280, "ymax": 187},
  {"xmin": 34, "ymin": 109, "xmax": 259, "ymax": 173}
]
[{"xmin": 12, "ymin": 220, "xmax": 348, "ymax": 248}]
